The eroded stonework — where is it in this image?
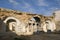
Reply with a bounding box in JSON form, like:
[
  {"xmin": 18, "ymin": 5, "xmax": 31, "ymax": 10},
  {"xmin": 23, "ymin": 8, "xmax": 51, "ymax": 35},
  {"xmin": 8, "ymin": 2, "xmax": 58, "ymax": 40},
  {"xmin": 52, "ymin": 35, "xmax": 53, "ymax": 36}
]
[{"xmin": 0, "ymin": 8, "xmax": 58, "ymax": 35}]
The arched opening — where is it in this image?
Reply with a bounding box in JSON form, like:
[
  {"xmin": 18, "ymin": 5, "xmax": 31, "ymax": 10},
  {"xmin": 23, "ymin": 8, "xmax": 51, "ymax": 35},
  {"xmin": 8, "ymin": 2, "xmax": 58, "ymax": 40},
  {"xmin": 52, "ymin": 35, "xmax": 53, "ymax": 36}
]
[
  {"xmin": 45, "ymin": 19, "xmax": 56, "ymax": 32},
  {"xmin": 33, "ymin": 17, "xmax": 41, "ymax": 31},
  {"xmin": 3, "ymin": 17, "xmax": 21, "ymax": 32},
  {"xmin": 33, "ymin": 17, "xmax": 40, "ymax": 23},
  {"xmin": 6, "ymin": 19, "xmax": 16, "ymax": 32},
  {"xmin": 28, "ymin": 16, "xmax": 41, "ymax": 34}
]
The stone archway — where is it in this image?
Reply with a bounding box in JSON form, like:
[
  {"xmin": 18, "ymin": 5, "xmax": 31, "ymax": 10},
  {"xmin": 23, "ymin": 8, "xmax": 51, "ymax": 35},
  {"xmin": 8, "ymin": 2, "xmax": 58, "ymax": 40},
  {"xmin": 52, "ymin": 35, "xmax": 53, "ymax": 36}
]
[
  {"xmin": 3, "ymin": 17, "xmax": 20, "ymax": 32},
  {"xmin": 3, "ymin": 17, "xmax": 27, "ymax": 35},
  {"xmin": 43, "ymin": 19, "xmax": 56, "ymax": 32},
  {"xmin": 27, "ymin": 16, "xmax": 41, "ymax": 34}
]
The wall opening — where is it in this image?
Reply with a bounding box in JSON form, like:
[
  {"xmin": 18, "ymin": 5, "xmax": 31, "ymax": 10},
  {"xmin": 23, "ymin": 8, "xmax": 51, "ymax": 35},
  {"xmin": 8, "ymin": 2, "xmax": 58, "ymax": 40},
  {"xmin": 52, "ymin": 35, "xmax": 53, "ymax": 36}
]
[
  {"xmin": 6, "ymin": 19, "xmax": 16, "ymax": 32},
  {"xmin": 33, "ymin": 17, "xmax": 40, "ymax": 23}
]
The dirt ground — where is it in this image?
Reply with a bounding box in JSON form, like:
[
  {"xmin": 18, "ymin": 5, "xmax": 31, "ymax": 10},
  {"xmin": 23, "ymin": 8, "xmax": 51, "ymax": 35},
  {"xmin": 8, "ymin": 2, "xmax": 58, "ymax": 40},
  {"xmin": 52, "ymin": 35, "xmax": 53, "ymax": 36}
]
[{"xmin": 0, "ymin": 32, "xmax": 60, "ymax": 40}]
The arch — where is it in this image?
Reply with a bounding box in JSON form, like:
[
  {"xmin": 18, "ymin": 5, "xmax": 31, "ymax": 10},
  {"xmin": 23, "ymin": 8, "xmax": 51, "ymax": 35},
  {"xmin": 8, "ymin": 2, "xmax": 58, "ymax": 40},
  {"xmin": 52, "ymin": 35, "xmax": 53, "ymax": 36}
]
[
  {"xmin": 28, "ymin": 16, "xmax": 41, "ymax": 33},
  {"xmin": 33, "ymin": 17, "xmax": 40, "ymax": 22},
  {"xmin": 43, "ymin": 19, "xmax": 56, "ymax": 32},
  {"xmin": 3, "ymin": 17, "xmax": 21, "ymax": 32},
  {"xmin": 4, "ymin": 17, "xmax": 20, "ymax": 25},
  {"xmin": 30, "ymin": 16, "xmax": 41, "ymax": 23}
]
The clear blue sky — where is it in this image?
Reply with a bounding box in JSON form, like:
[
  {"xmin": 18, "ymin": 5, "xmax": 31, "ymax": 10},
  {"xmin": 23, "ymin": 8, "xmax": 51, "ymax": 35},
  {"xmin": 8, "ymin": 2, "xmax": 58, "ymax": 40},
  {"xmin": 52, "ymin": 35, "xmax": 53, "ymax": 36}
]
[{"xmin": 0, "ymin": 0, "xmax": 60, "ymax": 16}]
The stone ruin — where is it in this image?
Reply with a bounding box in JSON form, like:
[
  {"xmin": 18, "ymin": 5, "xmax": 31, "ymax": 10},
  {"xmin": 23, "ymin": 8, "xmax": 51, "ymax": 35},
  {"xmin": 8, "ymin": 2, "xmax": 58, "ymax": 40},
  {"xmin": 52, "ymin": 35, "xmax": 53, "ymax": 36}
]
[{"xmin": 0, "ymin": 8, "xmax": 60, "ymax": 36}]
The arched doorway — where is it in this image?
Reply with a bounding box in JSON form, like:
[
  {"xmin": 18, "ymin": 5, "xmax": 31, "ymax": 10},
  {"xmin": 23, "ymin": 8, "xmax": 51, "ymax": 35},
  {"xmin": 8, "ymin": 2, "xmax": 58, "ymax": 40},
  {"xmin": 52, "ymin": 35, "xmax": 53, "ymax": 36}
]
[
  {"xmin": 28, "ymin": 16, "xmax": 41, "ymax": 34},
  {"xmin": 6, "ymin": 19, "xmax": 16, "ymax": 32},
  {"xmin": 43, "ymin": 19, "xmax": 56, "ymax": 32},
  {"xmin": 3, "ymin": 17, "xmax": 20, "ymax": 32}
]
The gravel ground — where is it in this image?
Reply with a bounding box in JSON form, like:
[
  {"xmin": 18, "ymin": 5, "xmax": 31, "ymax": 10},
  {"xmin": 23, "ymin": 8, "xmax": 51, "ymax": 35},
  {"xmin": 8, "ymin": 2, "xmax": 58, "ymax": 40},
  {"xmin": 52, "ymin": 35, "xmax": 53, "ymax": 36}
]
[{"xmin": 0, "ymin": 32, "xmax": 60, "ymax": 40}]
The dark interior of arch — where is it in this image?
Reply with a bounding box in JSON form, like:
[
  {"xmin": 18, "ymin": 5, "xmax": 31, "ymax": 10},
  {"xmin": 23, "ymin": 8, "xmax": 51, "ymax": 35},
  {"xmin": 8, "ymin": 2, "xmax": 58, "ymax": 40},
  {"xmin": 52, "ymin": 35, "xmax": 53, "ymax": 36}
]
[
  {"xmin": 33, "ymin": 17, "xmax": 40, "ymax": 22},
  {"xmin": 6, "ymin": 19, "xmax": 16, "ymax": 32}
]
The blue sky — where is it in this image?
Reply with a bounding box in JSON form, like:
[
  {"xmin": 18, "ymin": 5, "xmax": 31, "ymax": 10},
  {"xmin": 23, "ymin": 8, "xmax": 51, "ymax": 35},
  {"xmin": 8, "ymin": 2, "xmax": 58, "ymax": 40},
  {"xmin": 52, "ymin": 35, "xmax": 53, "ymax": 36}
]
[{"xmin": 0, "ymin": 0, "xmax": 60, "ymax": 16}]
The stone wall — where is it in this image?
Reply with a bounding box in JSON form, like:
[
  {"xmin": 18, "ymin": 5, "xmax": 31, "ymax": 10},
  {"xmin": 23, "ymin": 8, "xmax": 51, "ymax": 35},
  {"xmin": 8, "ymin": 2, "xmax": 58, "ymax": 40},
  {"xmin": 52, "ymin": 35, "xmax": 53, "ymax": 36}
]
[
  {"xmin": 0, "ymin": 8, "xmax": 45, "ymax": 35},
  {"xmin": 0, "ymin": 8, "xmax": 57, "ymax": 35}
]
